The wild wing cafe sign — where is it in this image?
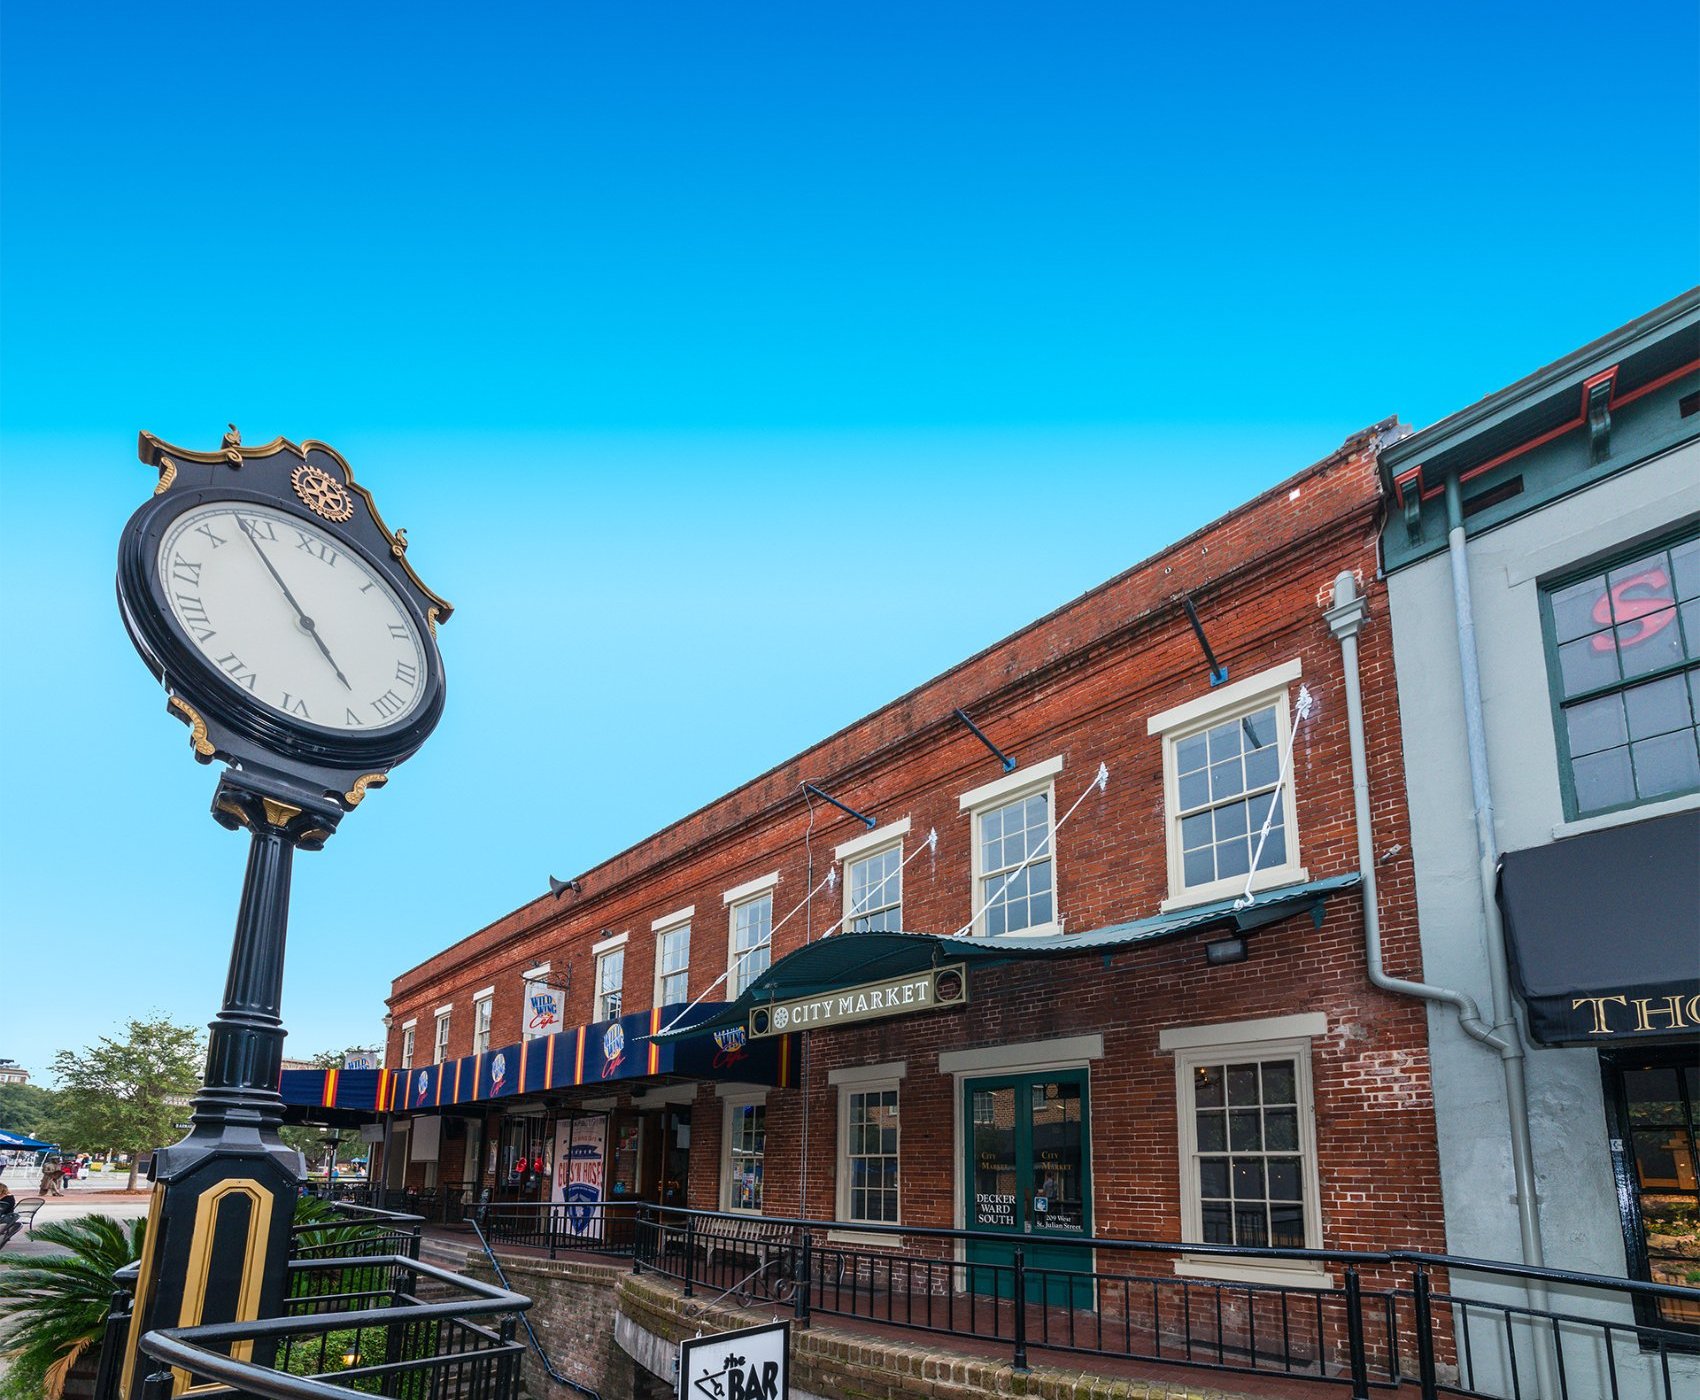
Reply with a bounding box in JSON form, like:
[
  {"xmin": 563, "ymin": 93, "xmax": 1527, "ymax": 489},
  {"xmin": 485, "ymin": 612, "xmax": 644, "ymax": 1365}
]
[{"xmin": 747, "ymin": 964, "xmax": 967, "ymax": 1038}]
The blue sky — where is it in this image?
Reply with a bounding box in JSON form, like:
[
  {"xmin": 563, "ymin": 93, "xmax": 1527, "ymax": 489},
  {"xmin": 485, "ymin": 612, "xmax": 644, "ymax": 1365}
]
[{"xmin": 1, "ymin": 3, "xmax": 1694, "ymax": 1082}]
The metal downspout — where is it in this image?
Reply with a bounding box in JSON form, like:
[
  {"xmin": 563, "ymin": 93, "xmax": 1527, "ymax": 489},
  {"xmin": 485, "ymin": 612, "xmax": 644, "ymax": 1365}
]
[
  {"xmin": 1328, "ymin": 563, "xmax": 1557, "ymax": 1393},
  {"xmin": 1325, "ymin": 571, "xmax": 1505, "ymax": 1050},
  {"xmin": 1442, "ymin": 476, "xmax": 1549, "ymax": 1285}
]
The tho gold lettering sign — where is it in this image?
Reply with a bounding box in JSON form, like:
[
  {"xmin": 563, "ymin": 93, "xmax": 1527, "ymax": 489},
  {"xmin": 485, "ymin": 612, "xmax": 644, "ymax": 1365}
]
[
  {"xmin": 747, "ymin": 964, "xmax": 968, "ymax": 1038},
  {"xmin": 1571, "ymin": 992, "xmax": 1700, "ymax": 1037}
]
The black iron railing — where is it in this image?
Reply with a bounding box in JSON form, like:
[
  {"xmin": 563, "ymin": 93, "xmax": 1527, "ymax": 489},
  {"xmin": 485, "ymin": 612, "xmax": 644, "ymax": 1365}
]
[
  {"xmin": 131, "ymin": 1254, "xmax": 527, "ymax": 1398},
  {"xmin": 93, "ymin": 1199, "xmax": 532, "ymax": 1399},
  {"xmin": 476, "ymin": 1199, "xmax": 645, "ymax": 1259},
  {"xmin": 547, "ymin": 1201, "xmax": 1695, "ymax": 1400}
]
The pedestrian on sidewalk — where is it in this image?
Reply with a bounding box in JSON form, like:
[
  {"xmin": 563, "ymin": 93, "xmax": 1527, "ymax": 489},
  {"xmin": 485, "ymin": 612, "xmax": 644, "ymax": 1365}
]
[{"xmin": 40, "ymin": 1161, "xmax": 63, "ymax": 1196}]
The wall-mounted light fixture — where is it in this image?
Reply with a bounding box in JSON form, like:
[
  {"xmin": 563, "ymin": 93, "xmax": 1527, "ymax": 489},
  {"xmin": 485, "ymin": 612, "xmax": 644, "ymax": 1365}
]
[{"xmin": 1204, "ymin": 936, "xmax": 1248, "ymax": 967}]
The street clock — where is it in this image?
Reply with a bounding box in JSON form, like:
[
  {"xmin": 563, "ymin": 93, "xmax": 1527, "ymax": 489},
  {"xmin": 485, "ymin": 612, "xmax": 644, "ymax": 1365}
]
[
  {"xmin": 111, "ymin": 427, "xmax": 453, "ymax": 1398},
  {"xmin": 117, "ymin": 427, "xmax": 450, "ymax": 841}
]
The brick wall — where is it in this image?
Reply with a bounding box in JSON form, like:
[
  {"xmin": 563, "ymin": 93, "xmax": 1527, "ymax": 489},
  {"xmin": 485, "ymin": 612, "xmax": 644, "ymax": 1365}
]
[{"xmin": 383, "ymin": 423, "xmax": 1449, "ymax": 1261}]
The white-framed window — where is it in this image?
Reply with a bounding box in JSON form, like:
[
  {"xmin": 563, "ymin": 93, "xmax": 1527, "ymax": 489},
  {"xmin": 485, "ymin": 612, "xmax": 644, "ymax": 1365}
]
[
  {"xmin": 720, "ymin": 1090, "xmax": 768, "ymax": 1213},
  {"xmin": 433, "ymin": 1008, "xmax": 452, "ymax": 1065},
  {"xmin": 399, "ymin": 1021, "xmax": 416, "ymax": 1070},
  {"xmin": 831, "ymin": 1061, "xmax": 905, "ymax": 1226},
  {"xmin": 653, "ymin": 908, "xmax": 693, "ymax": 1006},
  {"xmin": 724, "ymin": 874, "xmax": 778, "ymax": 997},
  {"xmin": 521, "ymin": 963, "xmax": 561, "ymax": 1041},
  {"xmin": 1161, "ymin": 1014, "xmax": 1328, "ymax": 1288},
  {"xmin": 1148, "ymin": 661, "xmax": 1307, "ymax": 910},
  {"xmin": 835, "ymin": 818, "xmax": 910, "ymax": 934},
  {"xmin": 593, "ymin": 933, "xmax": 627, "ymax": 1021},
  {"xmin": 471, "ymin": 990, "xmax": 493, "ymax": 1057},
  {"xmin": 960, "ymin": 757, "xmax": 1063, "ymax": 937}
]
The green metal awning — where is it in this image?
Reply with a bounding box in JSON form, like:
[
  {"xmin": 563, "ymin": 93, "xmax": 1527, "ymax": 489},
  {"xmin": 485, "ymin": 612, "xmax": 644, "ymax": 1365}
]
[{"xmin": 651, "ymin": 872, "xmax": 1360, "ymax": 1041}]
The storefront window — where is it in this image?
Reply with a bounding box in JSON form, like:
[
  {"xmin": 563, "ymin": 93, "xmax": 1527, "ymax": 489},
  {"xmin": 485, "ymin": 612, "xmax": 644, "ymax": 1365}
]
[
  {"xmin": 725, "ymin": 1100, "xmax": 766, "ymax": 1213},
  {"xmin": 845, "ymin": 1087, "xmax": 899, "ymax": 1223},
  {"xmin": 1605, "ymin": 1051, "xmax": 1700, "ymax": 1331}
]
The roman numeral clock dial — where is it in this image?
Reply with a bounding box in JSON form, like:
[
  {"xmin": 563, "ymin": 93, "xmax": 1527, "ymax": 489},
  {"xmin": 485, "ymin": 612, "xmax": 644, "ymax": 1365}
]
[{"xmin": 157, "ymin": 501, "xmax": 428, "ymax": 732}]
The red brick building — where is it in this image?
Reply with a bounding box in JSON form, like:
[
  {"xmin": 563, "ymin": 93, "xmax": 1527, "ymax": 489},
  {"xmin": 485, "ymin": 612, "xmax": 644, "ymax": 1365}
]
[{"xmin": 372, "ymin": 421, "xmax": 1447, "ymax": 1298}]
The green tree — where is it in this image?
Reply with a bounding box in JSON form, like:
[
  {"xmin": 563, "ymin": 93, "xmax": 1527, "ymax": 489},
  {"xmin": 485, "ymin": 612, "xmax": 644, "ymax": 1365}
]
[
  {"xmin": 0, "ymin": 1081, "xmax": 60, "ymax": 1138},
  {"xmin": 49, "ymin": 1016, "xmax": 203, "ymax": 1191}
]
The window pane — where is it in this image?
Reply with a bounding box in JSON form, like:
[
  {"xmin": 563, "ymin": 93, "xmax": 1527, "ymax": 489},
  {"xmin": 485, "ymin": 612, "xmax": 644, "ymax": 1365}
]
[
  {"xmin": 1240, "ymin": 707, "xmax": 1278, "ymax": 751},
  {"xmin": 1184, "ymin": 847, "xmax": 1214, "ymax": 886},
  {"xmin": 1558, "ymin": 634, "xmax": 1620, "ymax": 696},
  {"xmin": 1550, "ymin": 574, "xmax": 1610, "ymax": 645},
  {"xmin": 1215, "ymin": 800, "xmax": 1248, "ymax": 840},
  {"xmin": 1232, "ymin": 1158, "xmax": 1265, "ymax": 1200},
  {"xmin": 1194, "ymin": 1066, "xmax": 1224, "ymax": 1107},
  {"xmin": 1631, "ymin": 731, "xmax": 1700, "ymax": 800},
  {"xmin": 1216, "ymin": 838, "xmax": 1250, "ymax": 879},
  {"xmin": 1181, "ymin": 812, "xmax": 1213, "ymax": 851},
  {"xmin": 1176, "ymin": 733, "xmax": 1208, "ymax": 774},
  {"xmin": 1567, "ymin": 694, "xmax": 1629, "ymax": 756},
  {"xmin": 1226, "ymin": 1065, "xmax": 1260, "ymax": 1105},
  {"xmin": 1208, "ymin": 720, "xmax": 1241, "ymax": 764},
  {"xmin": 1179, "ymin": 769, "xmax": 1210, "ymax": 811},
  {"xmin": 1268, "ymin": 1158, "xmax": 1303, "ymax": 1201},
  {"xmin": 1625, "ymin": 676, "xmax": 1693, "ymax": 739},
  {"xmin": 1607, "ymin": 554, "xmax": 1675, "ymax": 624},
  {"xmin": 1672, "ymin": 539, "xmax": 1700, "ymax": 602},
  {"xmin": 1202, "ymin": 1201, "xmax": 1233, "ymax": 1244},
  {"xmin": 1244, "ymin": 744, "xmax": 1280, "ymax": 790},
  {"xmin": 1210, "ymin": 759, "xmax": 1244, "ymax": 800},
  {"xmin": 1618, "ymin": 609, "xmax": 1683, "ymax": 679},
  {"xmin": 1199, "ymin": 1160, "xmax": 1229, "ymax": 1198},
  {"xmin": 1573, "ymin": 747, "xmax": 1636, "ymax": 814},
  {"xmin": 1270, "ymin": 1205, "xmax": 1306, "ymax": 1248},
  {"xmin": 1196, "ymin": 1112, "xmax": 1226, "ymax": 1152},
  {"xmin": 1684, "ymin": 600, "xmax": 1700, "ymax": 663},
  {"xmin": 1229, "ymin": 1110, "xmax": 1262, "ymax": 1150},
  {"xmin": 1261, "ymin": 1062, "xmax": 1296, "ymax": 1103},
  {"xmin": 1265, "ymin": 1107, "xmax": 1299, "ymax": 1151}
]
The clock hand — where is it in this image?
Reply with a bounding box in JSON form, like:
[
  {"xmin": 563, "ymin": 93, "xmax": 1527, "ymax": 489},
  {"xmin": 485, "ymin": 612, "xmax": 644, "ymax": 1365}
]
[{"xmin": 236, "ymin": 516, "xmax": 354, "ymax": 692}]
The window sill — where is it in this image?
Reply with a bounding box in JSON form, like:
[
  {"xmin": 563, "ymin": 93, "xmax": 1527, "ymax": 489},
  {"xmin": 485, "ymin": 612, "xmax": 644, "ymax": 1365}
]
[
  {"xmin": 827, "ymin": 1228, "xmax": 903, "ymax": 1248},
  {"xmin": 964, "ymin": 918, "xmax": 1067, "ymax": 941},
  {"xmin": 1552, "ymin": 790, "xmax": 1700, "ymax": 842},
  {"xmin": 1160, "ymin": 868, "xmax": 1309, "ymax": 914},
  {"xmin": 1174, "ymin": 1255, "xmax": 1334, "ymax": 1290}
]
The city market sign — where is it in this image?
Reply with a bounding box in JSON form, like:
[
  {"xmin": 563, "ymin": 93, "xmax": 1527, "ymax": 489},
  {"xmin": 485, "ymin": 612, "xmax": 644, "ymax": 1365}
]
[{"xmin": 748, "ymin": 964, "xmax": 967, "ymax": 1038}]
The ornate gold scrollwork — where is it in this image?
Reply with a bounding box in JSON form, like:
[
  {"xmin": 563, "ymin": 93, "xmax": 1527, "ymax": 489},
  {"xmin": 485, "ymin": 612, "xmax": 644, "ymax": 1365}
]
[
  {"xmin": 260, "ymin": 798, "xmax": 303, "ymax": 827},
  {"xmin": 343, "ymin": 773, "xmax": 389, "ymax": 807},
  {"xmin": 222, "ymin": 423, "xmax": 243, "ymax": 465},
  {"xmin": 168, "ymin": 697, "xmax": 216, "ymax": 756},
  {"xmin": 391, "ymin": 528, "xmax": 408, "ymax": 557},
  {"xmin": 426, "ymin": 606, "xmax": 442, "ymax": 636},
  {"xmin": 153, "ymin": 456, "xmax": 178, "ymax": 496}
]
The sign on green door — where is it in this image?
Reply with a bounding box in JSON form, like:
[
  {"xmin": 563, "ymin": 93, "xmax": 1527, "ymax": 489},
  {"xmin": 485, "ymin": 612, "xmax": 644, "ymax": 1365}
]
[{"xmin": 964, "ymin": 1070, "xmax": 1092, "ymax": 1305}]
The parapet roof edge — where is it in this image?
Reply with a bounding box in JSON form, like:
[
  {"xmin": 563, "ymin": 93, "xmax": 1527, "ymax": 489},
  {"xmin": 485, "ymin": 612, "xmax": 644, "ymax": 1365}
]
[
  {"xmin": 1381, "ymin": 288, "xmax": 1700, "ymax": 475},
  {"xmin": 388, "ymin": 419, "xmax": 1393, "ymax": 995}
]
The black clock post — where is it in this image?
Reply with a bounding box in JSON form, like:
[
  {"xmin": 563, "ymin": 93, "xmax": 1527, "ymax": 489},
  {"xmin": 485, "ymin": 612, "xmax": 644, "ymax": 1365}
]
[{"xmin": 113, "ymin": 429, "xmax": 450, "ymax": 1398}]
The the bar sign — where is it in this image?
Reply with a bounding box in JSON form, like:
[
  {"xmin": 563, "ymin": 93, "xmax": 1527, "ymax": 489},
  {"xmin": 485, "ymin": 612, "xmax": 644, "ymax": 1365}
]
[{"xmin": 747, "ymin": 964, "xmax": 968, "ymax": 1038}]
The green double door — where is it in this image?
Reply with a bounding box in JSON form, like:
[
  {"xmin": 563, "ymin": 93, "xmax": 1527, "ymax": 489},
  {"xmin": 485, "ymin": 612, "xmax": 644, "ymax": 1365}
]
[{"xmin": 963, "ymin": 1070, "xmax": 1092, "ymax": 1306}]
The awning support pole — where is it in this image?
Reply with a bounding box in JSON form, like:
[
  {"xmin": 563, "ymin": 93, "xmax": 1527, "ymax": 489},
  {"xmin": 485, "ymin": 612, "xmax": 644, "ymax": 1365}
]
[
  {"xmin": 801, "ymin": 783, "xmax": 876, "ymax": 829},
  {"xmin": 953, "ymin": 708, "xmax": 1016, "ymax": 772}
]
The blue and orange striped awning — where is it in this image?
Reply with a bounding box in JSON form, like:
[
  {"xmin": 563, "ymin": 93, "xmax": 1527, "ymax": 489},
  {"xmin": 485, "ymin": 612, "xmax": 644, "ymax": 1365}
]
[{"xmin": 279, "ymin": 1002, "xmax": 792, "ymax": 1116}]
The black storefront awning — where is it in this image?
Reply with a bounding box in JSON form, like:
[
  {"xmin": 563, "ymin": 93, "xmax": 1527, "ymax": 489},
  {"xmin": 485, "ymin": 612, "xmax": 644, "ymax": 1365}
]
[{"xmin": 1498, "ymin": 809, "xmax": 1700, "ymax": 1046}]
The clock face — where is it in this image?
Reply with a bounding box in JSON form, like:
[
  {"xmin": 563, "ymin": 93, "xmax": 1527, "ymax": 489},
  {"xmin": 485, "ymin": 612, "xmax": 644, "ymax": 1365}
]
[{"xmin": 156, "ymin": 500, "xmax": 429, "ymax": 732}]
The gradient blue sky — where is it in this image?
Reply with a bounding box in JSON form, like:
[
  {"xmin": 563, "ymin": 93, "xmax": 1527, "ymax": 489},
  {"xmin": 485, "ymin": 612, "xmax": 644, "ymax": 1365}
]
[{"xmin": 1, "ymin": 3, "xmax": 1694, "ymax": 1081}]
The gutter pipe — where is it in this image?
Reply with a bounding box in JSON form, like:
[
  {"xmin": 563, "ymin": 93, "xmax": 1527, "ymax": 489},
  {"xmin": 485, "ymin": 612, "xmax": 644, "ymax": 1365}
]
[
  {"xmin": 1328, "ymin": 556, "xmax": 1555, "ymax": 1397},
  {"xmin": 1441, "ymin": 474, "xmax": 1548, "ymax": 1281},
  {"xmin": 1324, "ymin": 571, "xmax": 1504, "ymax": 1049}
]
